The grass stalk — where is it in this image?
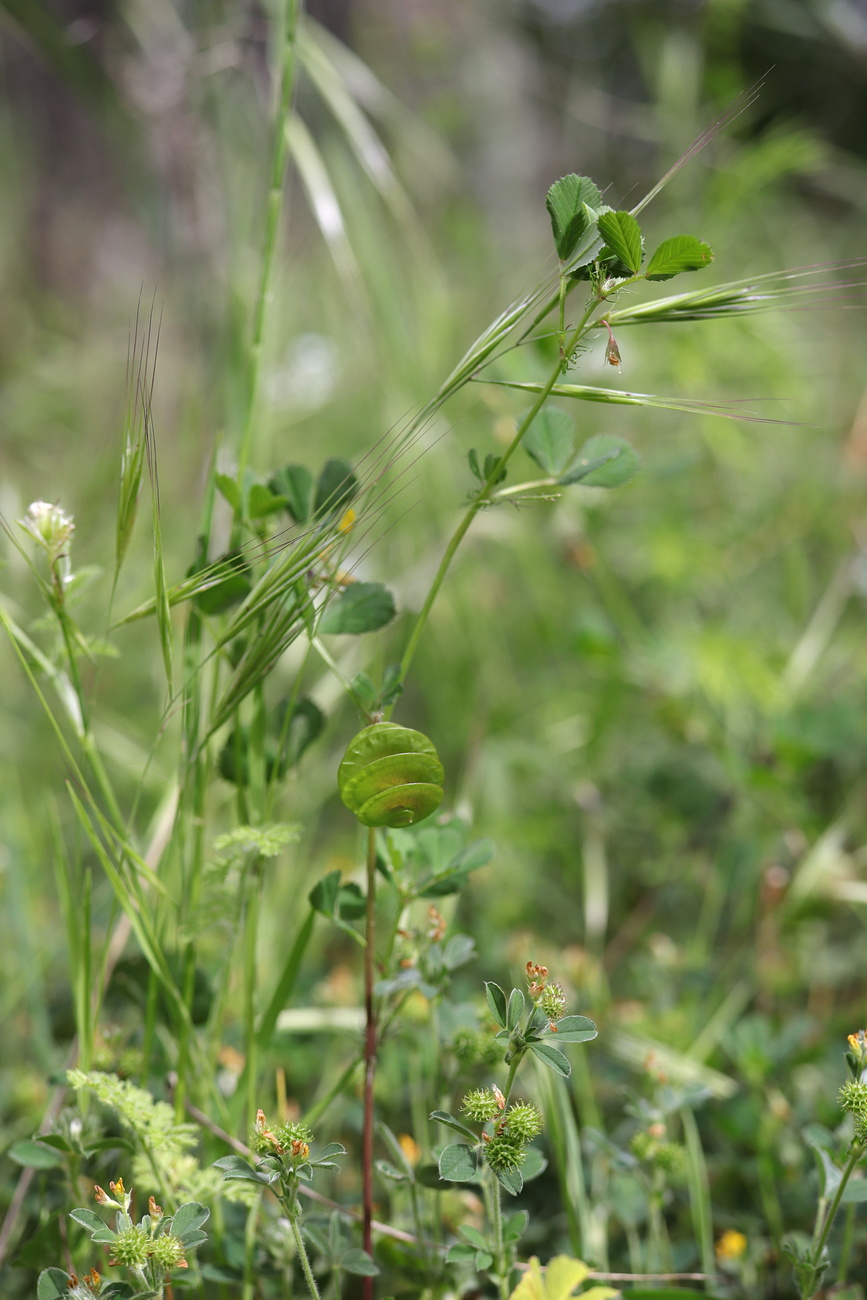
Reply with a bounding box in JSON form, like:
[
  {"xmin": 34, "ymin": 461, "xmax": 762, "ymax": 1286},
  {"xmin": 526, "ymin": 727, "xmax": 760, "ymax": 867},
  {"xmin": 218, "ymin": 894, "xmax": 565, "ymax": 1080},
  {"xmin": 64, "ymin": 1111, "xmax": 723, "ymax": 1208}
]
[
  {"xmin": 237, "ymin": 0, "xmax": 303, "ymax": 480},
  {"xmin": 393, "ymin": 300, "xmax": 598, "ymax": 695}
]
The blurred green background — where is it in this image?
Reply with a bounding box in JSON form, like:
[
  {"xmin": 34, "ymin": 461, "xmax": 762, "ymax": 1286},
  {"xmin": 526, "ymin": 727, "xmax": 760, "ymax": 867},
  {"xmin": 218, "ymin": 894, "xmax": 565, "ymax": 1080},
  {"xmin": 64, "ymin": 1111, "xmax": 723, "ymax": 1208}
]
[{"xmin": 3, "ymin": 0, "xmax": 867, "ymax": 1292}]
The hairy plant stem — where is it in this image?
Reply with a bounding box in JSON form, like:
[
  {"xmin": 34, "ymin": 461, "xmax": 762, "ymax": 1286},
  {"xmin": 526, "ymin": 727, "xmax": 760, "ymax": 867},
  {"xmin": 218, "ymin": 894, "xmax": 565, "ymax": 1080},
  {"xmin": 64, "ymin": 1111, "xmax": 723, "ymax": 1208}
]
[
  {"xmin": 237, "ymin": 0, "xmax": 303, "ymax": 481},
  {"xmin": 392, "ymin": 299, "xmax": 599, "ymax": 699},
  {"xmin": 805, "ymin": 1141, "xmax": 864, "ymax": 1297},
  {"xmin": 362, "ymin": 824, "xmax": 378, "ymax": 1300},
  {"xmin": 487, "ymin": 1174, "xmax": 509, "ymax": 1300},
  {"xmin": 289, "ymin": 1198, "xmax": 321, "ymax": 1300}
]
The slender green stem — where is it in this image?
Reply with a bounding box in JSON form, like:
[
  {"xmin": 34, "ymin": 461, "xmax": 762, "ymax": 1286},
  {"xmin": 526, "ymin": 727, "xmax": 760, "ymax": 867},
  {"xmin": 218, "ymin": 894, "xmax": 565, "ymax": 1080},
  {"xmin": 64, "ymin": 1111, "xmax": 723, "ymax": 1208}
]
[
  {"xmin": 237, "ymin": 0, "xmax": 303, "ymax": 479},
  {"xmin": 290, "ymin": 1208, "xmax": 322, "ymax": 1300},
  {"xmin": 838, "ymin": 1202, "xmax": 855, "ymax": 1284},
  {"xmin": 500, "ymin": 1053, "xmax": 522, "ymax": 1111},
  {"xmin": 489, "ymin": 1174, "xmax": 509, "ymax": 1300},
  {"xmin": 807, "ymin": 1142, "xmax": 864, "ymax": 1294},
  {"xmin": 242, "ymin": 1193, "xmax": 261, "ymax": 1300},
  {"xmin": 392, "ymin": 300, "xmax": 599, "ymax": 700},
  {"xmin": 244, "ymin": 859, "xmax": 264, "ymax": 1126},
  {"xmin": 362, "ymin": 825, "xmax": 378, "ymax": 1300}
]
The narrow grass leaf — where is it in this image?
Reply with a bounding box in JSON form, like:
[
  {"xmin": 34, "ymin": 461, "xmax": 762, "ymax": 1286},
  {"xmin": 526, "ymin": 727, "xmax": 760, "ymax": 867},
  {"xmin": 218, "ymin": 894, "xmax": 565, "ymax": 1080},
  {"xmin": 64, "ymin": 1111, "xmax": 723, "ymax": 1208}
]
[
  {"xmin": 485, "ymin": 378, "xmax": 797, "ymax": 425},
  {"xmin": 67, "ymin": 787, "xmax": 191, "ymax": 1032},
  {"xmin": 256, "ymin": 904, "xmax": 317, "ymax": 1055}
]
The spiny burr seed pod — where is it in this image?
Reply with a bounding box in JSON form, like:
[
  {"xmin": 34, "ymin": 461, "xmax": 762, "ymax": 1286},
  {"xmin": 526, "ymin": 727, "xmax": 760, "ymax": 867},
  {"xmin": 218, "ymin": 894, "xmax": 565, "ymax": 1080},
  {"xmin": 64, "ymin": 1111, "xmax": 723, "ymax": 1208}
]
[{"xmin": 338, "ymin": 723, "xmax": 444, "ymax": 828}]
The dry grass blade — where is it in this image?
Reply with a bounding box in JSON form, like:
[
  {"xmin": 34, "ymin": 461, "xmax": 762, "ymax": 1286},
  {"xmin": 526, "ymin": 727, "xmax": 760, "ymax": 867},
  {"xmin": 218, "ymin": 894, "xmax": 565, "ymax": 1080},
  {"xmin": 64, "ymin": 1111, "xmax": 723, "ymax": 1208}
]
[
  {"xmin": 605, "ymin": 259, "xmax": 867, "ymax": 325},
  {"xmin": 139, "ymin": 309, "xmax": 173, "ymax": 693},
  {"xmin": 288, "ymin": 112, "xmax": 364, "ymax": 297},
  {"xmin": 629, "ymin": 74, "xmax": 768, "ymax": 218},
  {"xmin": 114, "ymin": 294, "xmax": 156, "ymax": 587},
  {"xmin": 482, "ymin": 378, "xmax": 802, "ymax": 425}
]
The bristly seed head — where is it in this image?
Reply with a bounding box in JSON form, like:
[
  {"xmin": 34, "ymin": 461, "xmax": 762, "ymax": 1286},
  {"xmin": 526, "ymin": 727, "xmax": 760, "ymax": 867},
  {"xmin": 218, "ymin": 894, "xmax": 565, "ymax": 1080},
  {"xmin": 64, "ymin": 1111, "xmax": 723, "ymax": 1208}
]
[{"xmin": 461, "ymin": 1088, "xmax": 504, "ymax": 1123}]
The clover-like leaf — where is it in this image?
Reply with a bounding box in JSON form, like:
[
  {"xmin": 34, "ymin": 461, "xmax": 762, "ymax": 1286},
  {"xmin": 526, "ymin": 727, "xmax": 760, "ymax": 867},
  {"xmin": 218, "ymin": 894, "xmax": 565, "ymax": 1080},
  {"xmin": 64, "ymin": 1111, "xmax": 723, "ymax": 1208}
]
[
  {"xmin": 529, "ymin": 1041, "xmax": 571, "ymax": 1077},
  {"xmin": 560, "ymin": 435, "xmax": 639, "ymax": 489},
  {"xmin": 546, "ymin": 175, "xmax": 603, "ymax": 261},
  {"xmin": 546, "ymin": 1015, "xmax": 598, "ymax": 1043},
  {"xmin": 485, "ymin": 981, "xmax": 508, "ymax": 1028},
  {"xmin": 438, "ymin": 1143, "xmax": 480, "ymax": 1182},
  {"xmin": 597, "ymin": 210, "xmax": 643, "ymax": 274},
  {"xmin": 522, "ymin": 408, "xmax": 575, "ymax": 476},
  {"xmin": 430, "ymin": 1110, "xmax": 478, "ymax": 1142},
  {"xmin": 645, "ymin": 235, "xmax": 713, "ymax": 281},
  {"xmin": 319, "ymin": 582, "xmax": 396, "ymax": 635}
]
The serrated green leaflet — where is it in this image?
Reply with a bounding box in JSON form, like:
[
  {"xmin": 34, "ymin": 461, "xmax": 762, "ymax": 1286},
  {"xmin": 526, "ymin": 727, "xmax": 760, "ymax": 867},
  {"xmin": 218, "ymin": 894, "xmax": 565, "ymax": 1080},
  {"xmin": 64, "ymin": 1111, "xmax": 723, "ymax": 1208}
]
[
  {"xmin": 546, "ymin": 175, "xmax": 602, "ymax": 261},
  {"xmin": 645, "ymin": 235, "xmax": 713, "ymax": 280},
  {"xmin": 597, "ymin": 210, "xmax": 643, "ymax": 273}
]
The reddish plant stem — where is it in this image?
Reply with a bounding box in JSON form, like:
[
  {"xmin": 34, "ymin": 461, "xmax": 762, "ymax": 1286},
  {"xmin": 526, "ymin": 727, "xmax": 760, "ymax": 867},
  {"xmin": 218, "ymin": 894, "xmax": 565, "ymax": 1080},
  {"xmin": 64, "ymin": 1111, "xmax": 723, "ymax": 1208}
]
[{"xmin": 362, "ymin": 825, "xmax": 378, "ymax": 1300}]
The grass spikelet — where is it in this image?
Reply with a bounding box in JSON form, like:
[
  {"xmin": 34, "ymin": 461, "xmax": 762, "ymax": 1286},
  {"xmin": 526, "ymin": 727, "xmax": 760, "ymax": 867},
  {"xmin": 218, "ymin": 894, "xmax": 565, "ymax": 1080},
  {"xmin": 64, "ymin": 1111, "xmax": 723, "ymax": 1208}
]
[{"xmin": 114, "ymin": 295, "xmax": 156, "ymax": 593}]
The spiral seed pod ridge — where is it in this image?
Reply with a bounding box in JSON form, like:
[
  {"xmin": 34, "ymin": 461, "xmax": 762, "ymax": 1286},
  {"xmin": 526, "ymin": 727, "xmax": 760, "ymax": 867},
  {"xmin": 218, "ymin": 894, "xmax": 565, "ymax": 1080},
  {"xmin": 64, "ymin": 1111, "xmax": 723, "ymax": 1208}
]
[{"xmin": 338, "ymin": 722, "xmax": 444, "ymax": 828}]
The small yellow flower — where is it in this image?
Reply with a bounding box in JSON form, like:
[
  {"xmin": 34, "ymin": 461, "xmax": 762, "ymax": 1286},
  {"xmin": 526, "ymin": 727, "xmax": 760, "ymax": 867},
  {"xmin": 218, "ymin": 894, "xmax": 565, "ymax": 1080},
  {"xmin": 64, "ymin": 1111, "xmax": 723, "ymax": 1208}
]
[
  {"xmin": 398, "ymin": 1133, "xmax": 420, "ymax": 1166},
  {"xmin": 338, "ymin": 508, "xmax": 356, "ymax": 535},
  {"xmin": 715, "ymin": 1229, "xmax": 747, "ymax": 1261}
]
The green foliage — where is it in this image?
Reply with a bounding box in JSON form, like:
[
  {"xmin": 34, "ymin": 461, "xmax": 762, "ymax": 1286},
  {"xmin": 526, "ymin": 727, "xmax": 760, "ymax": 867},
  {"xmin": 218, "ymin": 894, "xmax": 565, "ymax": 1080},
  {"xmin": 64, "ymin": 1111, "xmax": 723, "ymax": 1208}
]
[
  {"xmin": 645, "ymin": 235, "xmax": 714, "ymax": 280},
  {"xmin": 4, "ymin": 5, "xmax": 867, "ymax": 1298}
]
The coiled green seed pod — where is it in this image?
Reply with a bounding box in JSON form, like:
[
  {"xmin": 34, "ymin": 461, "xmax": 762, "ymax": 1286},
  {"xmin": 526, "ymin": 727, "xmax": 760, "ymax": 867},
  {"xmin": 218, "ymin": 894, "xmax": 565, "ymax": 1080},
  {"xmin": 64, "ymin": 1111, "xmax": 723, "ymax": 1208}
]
[{"xmin": 338, "ymin": 722, "xmax": 444, "ymax": 828}]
